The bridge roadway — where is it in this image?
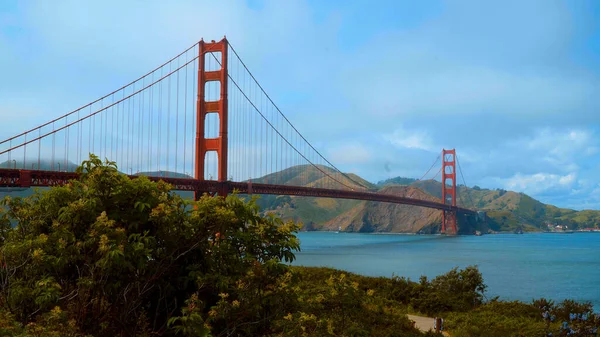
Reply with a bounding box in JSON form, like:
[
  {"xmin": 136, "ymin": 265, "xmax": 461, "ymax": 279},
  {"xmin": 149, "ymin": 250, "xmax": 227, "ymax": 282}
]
[{"xmin": 0, "ymin": 169, "xmax": 476, "ymax": 215}]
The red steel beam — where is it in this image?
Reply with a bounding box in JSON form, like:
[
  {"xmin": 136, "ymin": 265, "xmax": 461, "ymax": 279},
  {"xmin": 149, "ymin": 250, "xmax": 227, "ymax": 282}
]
[
  {"xmin": 0, "ymin": 168, "xmax": 475, "ymax": 215},
  {"xmin": 228, "ymin": 182, "xmax": 475, "ymax": 214}
]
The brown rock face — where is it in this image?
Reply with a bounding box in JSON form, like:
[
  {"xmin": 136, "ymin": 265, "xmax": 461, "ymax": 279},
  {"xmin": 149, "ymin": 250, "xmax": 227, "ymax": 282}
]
[{"xmin": 322, "ymin": 185, "xmax": 442, "ymax": 233}]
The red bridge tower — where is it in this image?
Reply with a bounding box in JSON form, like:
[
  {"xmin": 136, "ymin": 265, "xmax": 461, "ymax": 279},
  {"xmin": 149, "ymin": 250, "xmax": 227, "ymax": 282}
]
[
  {"xmin": 195, "ymin": 38, "xmax": 229, "ymax": 198},
  {"xmin": 441, "ymin": 149, "xmax": 457, "ymax": 234}
]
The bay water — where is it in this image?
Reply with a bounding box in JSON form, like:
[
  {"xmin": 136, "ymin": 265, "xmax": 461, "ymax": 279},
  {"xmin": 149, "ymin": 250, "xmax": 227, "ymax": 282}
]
[{"xmin": 292, "ymin": 232, "xmax": 600, "ymax": 309}]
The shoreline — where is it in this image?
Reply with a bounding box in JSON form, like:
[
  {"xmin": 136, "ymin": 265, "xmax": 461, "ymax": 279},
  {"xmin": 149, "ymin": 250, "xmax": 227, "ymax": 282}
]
[{"xmin": 299, "ymin": 229, "xmax": 600, "ymax": 235}]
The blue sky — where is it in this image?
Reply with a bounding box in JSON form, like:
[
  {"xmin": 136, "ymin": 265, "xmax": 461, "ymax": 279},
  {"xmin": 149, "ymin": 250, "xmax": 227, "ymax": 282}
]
[{"xmin": 1, "ymin": 0, "xmax": 600, "ymax": 210}]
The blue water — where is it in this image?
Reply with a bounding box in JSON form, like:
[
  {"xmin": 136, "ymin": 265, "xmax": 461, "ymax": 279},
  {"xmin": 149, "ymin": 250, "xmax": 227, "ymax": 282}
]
[{"xmin": 293, "ymin": 232, "xmax": 600, "ymax": 309}]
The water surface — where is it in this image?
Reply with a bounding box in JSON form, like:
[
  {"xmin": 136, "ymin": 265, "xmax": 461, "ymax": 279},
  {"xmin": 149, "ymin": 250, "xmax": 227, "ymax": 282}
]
[{"xmin": 293, "ymin": 232, "xmax": 600, "ymax": 308}]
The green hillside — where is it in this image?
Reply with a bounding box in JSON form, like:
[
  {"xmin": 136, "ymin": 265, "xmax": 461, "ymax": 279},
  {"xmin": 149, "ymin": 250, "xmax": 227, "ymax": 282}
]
[
  {"xmin": 2, "ymin": 159, "xmax": 598, "ymax": 233},
  {"xmin": 0, "ymin": 159, "xmax": 78, "ymax": 172},
  {"xmin": 377, "ymin": 176, "xmax": 418, "ymax": 187},
  {"xmin": 250, "ymin": 164, "xmax": 375, "ymax": 190},
  {"xmin": 410, "ymin": 179, "xmax": 600, "ymax": 231},
  {"xmin": 255, "ymin": 170, "xmax": 600, "ymax": 233},
  {"xmin": 135, "ymin": 171, "xmax": 192, "ymax": 179},
  {"xmin": 251, "ymin": 165, "xmax": 367, "ymax": 229}
]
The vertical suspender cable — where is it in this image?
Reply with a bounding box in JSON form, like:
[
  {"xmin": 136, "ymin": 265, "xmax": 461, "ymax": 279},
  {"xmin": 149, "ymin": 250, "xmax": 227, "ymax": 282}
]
[
  {"xmin": 77, "ymin": 109, "xmax": 81, "ymax": 165},
  {"xmin": 138, "ymin": 80, "xmax": 143, "ymax": 172},
  {"xmin": 184, "ymin": 51, "xmax": 188, "ymax": 176},
  {"xmin": 175, "ymin": 58, "xmax": 179, "ymax": 174},
  {"xmin": 121, "ymin": 89, "xmax": 125, "ymax": 169},
  {"xmin": 64, "ymin": 116, "xmax": 68, "ymax": 170},
  {"xmin": 23, "ymin": 134, "xmax": 26, "ymax": 169},
  {"xmin": 259, "ymin": 83, "xmax": 262, "ymax": 178},
  {"xmin": 105, "ymin": 95, "xmax": 109, "ymax": 160},
  {"xmin": 88, "ymin": 106, "xmax": 91, "ymax": 157},
  {"xmin": 38, "ymin": 128, "xmax": 41, "ymax": 170},
  {"xmin": 167, "ymin": 62, "xmax": 171, "ymax": 173},
  {"xmin": 111, "ymin": 95, "xmax": 115, "ymax": 161},
  {"xmin": 52, "ymin": 122, "xmax": 56, "ymax": 170},
  {"xmin": 148, "ymin": 74, "xmax": 153, "ymax": 173},
  {"xmin": 158, "ymin": 68, "xmax": 162, "ymax": 173},
  {"xmin": 192, "ymin": 56, "xmax": 197, "ymax": 179},
  {"xmin": 129, "ymin": 83, "xmax": 134, "ymax": 172}
]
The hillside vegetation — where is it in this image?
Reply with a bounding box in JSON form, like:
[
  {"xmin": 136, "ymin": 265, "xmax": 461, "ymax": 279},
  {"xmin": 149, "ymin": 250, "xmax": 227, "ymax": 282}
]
[
  {"xmin": 258, "ymin": 168, "xmax": 600, "ymax": 233},
  {"xmin": 2, "ymin": 161, "xmax": 598, "ymax": 233},
  {"xmin": 411, "ymin": 180, "xmax": 600, "ymax": 231}
]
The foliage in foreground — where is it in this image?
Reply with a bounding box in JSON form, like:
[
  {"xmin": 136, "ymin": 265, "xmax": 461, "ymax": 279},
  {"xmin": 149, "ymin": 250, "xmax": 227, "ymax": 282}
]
[
  {"xmin": 445, "ymin": 298, "xmax": 599, "ymax": 337},
  {"xmin": 0, "ymin": 155, "xmax": 596, "ymax": 336},
  {"xmin": 288, "ymin": 267, "xmax": 600, "ymax": 337},
  {"xmin": 0, "ymin": 155, "xmax": 427, "ymax": 336},
  {"xmin": 0, "ymin": 155, "xmax": 301, "ymax": 336}
]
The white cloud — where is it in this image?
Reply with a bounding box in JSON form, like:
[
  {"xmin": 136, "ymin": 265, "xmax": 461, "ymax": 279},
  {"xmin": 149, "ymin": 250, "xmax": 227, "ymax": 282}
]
[
  {"xmin": 499, "ymin": 172, "xmax": 577, "ymax": 196},
  {"xmin": 558, "ymin": 173, "xmax": 576, "ymax": 186},
  {"xmin": 526, "ymin": 128, "xmax": 592, "ymax": 158},
  {"xmin": 494, "ymin": 128, "xmax": 599, "ymax": 176},
  {"xmin": 384, "ymin": 127, "xmax": 434, "ymax": 152}
]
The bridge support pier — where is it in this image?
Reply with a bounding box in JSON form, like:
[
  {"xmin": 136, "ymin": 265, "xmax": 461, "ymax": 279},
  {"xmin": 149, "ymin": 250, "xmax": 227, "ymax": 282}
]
[{"xmin": 442, "ymin": 210, "xmax": 457, "ymax": 235}]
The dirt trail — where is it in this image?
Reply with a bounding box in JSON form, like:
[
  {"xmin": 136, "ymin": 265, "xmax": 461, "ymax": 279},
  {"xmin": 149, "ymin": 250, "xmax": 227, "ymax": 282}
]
[{"xmin": 407, "ymin": 314, "xmax": 450, "ymax": 336}]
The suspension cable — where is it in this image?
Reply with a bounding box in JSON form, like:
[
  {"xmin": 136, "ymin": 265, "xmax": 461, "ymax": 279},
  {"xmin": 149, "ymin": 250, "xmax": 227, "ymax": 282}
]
[
  {"xmin": 417, "ymin": 154, "xmax": 440, "ymax": 181},
  {"xmin": 206, "ymin": 51, "xmax": 360, "ymax": 191},
  {"xmin": 0, "ymin": 56, "xmax": 198, "ymax": 156},
  {"xmin": 456, "ymin": 155, "xmax": 476, "ymax": 208},
  {"xmin": 0, "ymin": 43, "xmax": 199, "ymax": 146},
  {"xmin": 226, "ymin": 42, "xmax": 369, "ymax": 190}
]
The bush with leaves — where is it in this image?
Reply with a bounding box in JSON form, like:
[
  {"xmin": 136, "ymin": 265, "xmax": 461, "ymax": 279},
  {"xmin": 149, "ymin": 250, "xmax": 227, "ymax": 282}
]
[
  {"xmin": 279, "ymin": 267, "xmax": 438, "ymax": 337},
  {"xmin": 0, "ymin": 155, "xmax": 299, "ymax": 336},
  {"xmin": 445, "ymin": 298, "xmax": 599, "ymax": 337},
  {"xmin": 409, "ymin": 265, "xmax": 487, "ymax": 315}
]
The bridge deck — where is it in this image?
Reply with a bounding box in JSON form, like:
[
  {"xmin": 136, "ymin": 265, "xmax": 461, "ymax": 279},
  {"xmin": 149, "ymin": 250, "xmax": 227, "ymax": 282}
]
[{"xmin": 0, "ymin": 169, "xmax": 475, "ymax": 214}]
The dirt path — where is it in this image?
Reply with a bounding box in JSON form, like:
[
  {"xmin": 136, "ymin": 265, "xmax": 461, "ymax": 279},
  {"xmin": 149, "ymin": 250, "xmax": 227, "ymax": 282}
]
[{"xmin": 407, "ymin": 314, "xmax": 449, "ymax": 336}]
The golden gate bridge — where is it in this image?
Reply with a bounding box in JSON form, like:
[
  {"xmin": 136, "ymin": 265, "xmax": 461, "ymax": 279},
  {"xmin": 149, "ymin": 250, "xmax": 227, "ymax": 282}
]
[{"xmin": 0, "ymin": 38, "xmax": 475, "ymax": 234}]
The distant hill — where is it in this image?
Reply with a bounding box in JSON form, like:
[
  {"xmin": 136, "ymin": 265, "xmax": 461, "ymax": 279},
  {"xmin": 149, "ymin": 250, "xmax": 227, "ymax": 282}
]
[
  {"xmin": 256, "ymin": 169, "xmax": 600, "ymax": 233},
  {"xmin": 2, "ymin": 160, "xmax": 598, "ymax": 233},
  {"xmin": 0, "ymin": 159, "xmax": 78, "ymax": 172},
  {"xmin": 322, "ymin": 185, "xmax": 442, "ymax": 233},
  {"xmin": 134, "ymin": 171, "xmax": 194, "ymax": 199},
  {"xmin": 250, "ymin": 164, "xmax": 375, "ymax": 190},
  {"xmin": 406, "ymin": 179, "xmax": 600, "ymax": 231},
  {"xmin": 250, "ymin": 166, "xmax": 460, "ymax": 233},
  {"xmin": 135, "ymin": 171, "xmax": 192, "ymax": 179},
  {"xmin": 251, "ymin": 165, "xmax": 368, "ymax": 230},
  {"xmin": 0, "ymin": 159, "xmax": 79, "ymax": 200},
  {"xmin": 376, "ymin": 177, "xmax": 418, "ymax": 187}
]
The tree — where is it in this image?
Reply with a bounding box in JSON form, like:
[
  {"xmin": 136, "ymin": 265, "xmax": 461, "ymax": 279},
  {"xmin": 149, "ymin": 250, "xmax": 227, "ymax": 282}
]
[
  {"xmin": 410, "ymin": 266, "xmax": 487, "ymax": 315},
  {"xmin": 0, "ymin": 155, "xmax": 300, "ymax": 336}
]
